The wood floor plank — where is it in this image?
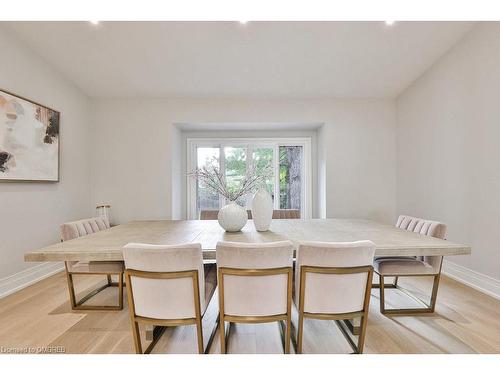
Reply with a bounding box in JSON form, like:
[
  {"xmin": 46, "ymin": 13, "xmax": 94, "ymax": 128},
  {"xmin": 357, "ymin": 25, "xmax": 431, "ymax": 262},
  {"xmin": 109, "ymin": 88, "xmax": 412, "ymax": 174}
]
[{"xmin": 0, "ymin": 268, "xmax": 499, "ymax": 354}]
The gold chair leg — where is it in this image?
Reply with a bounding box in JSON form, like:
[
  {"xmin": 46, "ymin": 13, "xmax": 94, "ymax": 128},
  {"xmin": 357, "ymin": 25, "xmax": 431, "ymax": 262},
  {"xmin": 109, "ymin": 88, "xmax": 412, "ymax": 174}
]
[
  {"xmin": 67, "ymin": 271, "xmax": 124, "ymax": 311},
  {"xmin": 297, "ymin": 312, "xmax": 304, "ymax": 354},
  {"xmin": 196, "ymin": 319, "xmax": 204, "ymax": 354},
  {"xmin": 285, "ymin": 317, "xmax": 291, "ymax": 354},
  {"xmin": 132, "ymin": 321, "xmax": 142, "ymax": 354},
  {"xmin": 284, "ymin": 268, "xmax": 292, "ymax": 354},
  {"xmin": 218, "ymin": 272, "xmax": 227, "ymax": 354},
  {"xmin": 357, "ymin": 315, "xmax": 368, "ymax": 354},
  {"xmin": 219, "ymin": 318, "xmax": 226, "ymax": 354},
  {"xmin": 125, "ymin": 273, "xmax": 142, "ymax": 354},
  {"xmin": 378, "ymin": 273, "xmax": 441, "ymax": 315},
  {"xmin": 219, "ymin": 321, "xmax": 233, "ymax": 354},
  {"xmin": 278, "ymin": 319, "xmax": 291, "ymax": 354}
]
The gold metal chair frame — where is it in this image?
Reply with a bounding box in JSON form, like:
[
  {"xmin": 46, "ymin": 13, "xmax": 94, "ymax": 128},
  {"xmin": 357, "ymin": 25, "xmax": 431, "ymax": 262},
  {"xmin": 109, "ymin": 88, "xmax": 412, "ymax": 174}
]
[
  {"xmin": 296, "ymin": 265, "xmax": 373, "ymax": 354},
  {"xmin": 217, "ymin": 266, "xmax": 293, "ymax": 354},
  {"xmin": 373, "ymin": 258, "xmax": 443, "ymax": 315},
  {"xmin": 125, "ymin": 268, "xmax": 217, "ymax": 354},
  {"xmin": 65, "ymin": 262, "xmax": 124, "ymax": 311}
]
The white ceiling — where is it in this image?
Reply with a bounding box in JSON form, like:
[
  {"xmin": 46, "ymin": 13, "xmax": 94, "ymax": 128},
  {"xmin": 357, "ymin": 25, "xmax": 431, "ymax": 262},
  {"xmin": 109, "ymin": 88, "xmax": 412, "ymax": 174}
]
[{"xmin": 4, "ymin": 21, "xmax": 474, "ymax": 99}]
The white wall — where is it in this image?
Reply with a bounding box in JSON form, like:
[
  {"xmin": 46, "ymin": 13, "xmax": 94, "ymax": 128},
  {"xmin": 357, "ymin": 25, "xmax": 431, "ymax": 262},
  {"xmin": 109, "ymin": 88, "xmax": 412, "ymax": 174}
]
[
  {"xmin": 170, "ymin": 125, "xmax": 183, "ymax": 219},
  {"xmin": 4, "ymin": 21, "xmax": 500, "ymax": 298},
  {"xmin": 0, "ymin": 28, "xmax": 92, "ymax": 287},
  {"xmin": 397, "ymin": 23, "xmax": 500, "ymax": 281},
  {"xmin": 91, "ymin": 98, "xmax": 396, "ymax": 224}
]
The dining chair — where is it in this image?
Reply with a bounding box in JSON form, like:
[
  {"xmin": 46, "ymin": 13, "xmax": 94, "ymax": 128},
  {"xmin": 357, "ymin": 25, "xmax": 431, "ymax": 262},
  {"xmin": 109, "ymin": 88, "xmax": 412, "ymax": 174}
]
[
  {"xmin": 373, "ymin": 215, "xmax": 447, "ymax": 315},
  {"xmin": 272, "ymin": 209, "xmax": 300, "ymax": 219},
  {"xmin": 61, "ymin": 217, "xmax": 124, "ymax": 311},
  {"xmin": 199, "ymin": 210, "xmax": 219, "ymax": 220},
  {"xmin": 200, "ymin": 209, "xmax": 253, "ymax": 220},
  {"xmin": 216, "ymin": 240, "xmax": 294, "ymax": 354},
  {"xmin": 123, "ymin": 243, "xmax": 216, "ymax": 354},
  {"xmin": 295, "ymin": 240, "xmax": 375, "ymax": 354}
]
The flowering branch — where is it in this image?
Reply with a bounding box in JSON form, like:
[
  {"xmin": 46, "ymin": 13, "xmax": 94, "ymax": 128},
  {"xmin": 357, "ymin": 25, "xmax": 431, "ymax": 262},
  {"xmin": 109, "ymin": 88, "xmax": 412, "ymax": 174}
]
[{"xmin": 188, "ymin": 162, "xmax": 272, "ymax": 203}]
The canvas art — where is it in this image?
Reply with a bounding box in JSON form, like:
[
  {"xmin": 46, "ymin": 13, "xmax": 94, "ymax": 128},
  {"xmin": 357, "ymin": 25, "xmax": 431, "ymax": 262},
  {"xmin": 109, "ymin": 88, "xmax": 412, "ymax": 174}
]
[{"xmin": 0, "ymin": 90, "xmax": 59, "ymax": 181}]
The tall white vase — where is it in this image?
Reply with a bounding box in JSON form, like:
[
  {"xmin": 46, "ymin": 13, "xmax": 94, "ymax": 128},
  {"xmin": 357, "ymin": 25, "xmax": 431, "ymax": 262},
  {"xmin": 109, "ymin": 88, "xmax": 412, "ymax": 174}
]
[
  {"xmin": 218, "ymin": 201, "xmax": 248, "ymax": 232},
  {"xmin": 251, "ymin": 188, "xmax": 273, "ymax": 231}
]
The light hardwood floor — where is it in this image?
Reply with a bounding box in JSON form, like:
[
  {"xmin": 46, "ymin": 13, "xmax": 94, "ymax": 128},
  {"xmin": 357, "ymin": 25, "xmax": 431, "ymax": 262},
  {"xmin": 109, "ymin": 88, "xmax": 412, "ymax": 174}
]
[{"xmin": 0, "ymin": 266, "xmax": 499, "ymax": 354}]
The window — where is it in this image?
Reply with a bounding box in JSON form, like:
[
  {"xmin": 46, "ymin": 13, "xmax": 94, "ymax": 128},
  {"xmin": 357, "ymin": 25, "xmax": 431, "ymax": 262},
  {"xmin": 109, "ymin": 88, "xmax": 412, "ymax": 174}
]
[
  {"xmin": 187, "ymin": 138, "xmax": 311, "ymax": 219},
  {"xmin": 279, "ymin": 146, "xmax": 302, "ymax": 211}
]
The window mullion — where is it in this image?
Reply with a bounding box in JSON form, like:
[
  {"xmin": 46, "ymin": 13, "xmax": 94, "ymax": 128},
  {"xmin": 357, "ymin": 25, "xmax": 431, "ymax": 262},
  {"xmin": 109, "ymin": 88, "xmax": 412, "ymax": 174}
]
[
  {"xmin": 220, "ymin": 144, "xmax": 226, "ymax": 206},
  {"xmin": 246, "ymin": 144, "xmax": 253, "ymax": 176},
  {"xmin": 273, "ymin": 144, "xmax": 280, "ymax": 209},
  {"xmin": 246, "ymin": 144, "xmax": 252, "ymax": 207}
]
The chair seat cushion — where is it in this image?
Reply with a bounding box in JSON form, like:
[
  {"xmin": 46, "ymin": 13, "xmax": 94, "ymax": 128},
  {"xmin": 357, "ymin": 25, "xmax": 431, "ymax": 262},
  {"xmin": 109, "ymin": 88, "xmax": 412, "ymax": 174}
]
[
  {"xmin": 374, "ymin": 258, "xmax": 437, "ymax": 276},
  {"xmin": 67, "ymin": 261, "xmax": 124, "ymax": 274}
]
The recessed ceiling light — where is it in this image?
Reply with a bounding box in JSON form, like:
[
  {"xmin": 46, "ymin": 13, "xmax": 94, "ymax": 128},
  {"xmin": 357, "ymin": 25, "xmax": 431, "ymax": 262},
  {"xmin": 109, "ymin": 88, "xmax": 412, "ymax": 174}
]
[
  {"xmin": 239, "ymin": 20, "xmax": 248, "ymax": 25},
  {"xmin": 89, "ymin": 20, "xmax": 100, "ymax": 25},
  {"xmin": 385, "ymin": 21, "xmax": 395, "ymax": 26}
]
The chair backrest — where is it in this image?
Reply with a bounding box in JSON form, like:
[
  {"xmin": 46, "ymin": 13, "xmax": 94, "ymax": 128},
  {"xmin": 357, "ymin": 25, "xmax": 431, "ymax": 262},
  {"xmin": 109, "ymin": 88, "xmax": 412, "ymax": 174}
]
[
  {"xmin": 296, "ymin": 240, "xmax": 375, "ymax": 314},
  {"xmin": 200, "ymin": 209, "xmax": 253, "ymax": 220},
  {"xmin": 216, "ymin": 240, "xmax": 294, "ymax": 317},
  {"xmin": 396, "ymin": 215, "xmax": 447, "ymax": 239},
  {"xmin": 272, "ymin": 209, "xmax": 300, "ymax": 219},
  {"xmin": 396, "ymin": 215, "xmax": 447, "ymax": 269},
  {"xmin": 122, "ymin": 243, "xmax": 205, "ymax": 320},
  {"xmin": 199, "ymin": 210, "xmax": 219, "ymax": 220},
  {"xmin": 60, "ymin": 217, "xmax": 110, "ymax": 241}
]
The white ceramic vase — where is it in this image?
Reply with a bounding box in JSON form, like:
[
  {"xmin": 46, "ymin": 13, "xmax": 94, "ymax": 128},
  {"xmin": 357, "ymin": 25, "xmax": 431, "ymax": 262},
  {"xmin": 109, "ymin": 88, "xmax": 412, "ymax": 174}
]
[
  {"xmin": 251, "ymin": 188, "xmax": 273, "ymax": 231},
  {"xmin": 218, "ymin": 201, "xmax": 248, "ymax": 232}
]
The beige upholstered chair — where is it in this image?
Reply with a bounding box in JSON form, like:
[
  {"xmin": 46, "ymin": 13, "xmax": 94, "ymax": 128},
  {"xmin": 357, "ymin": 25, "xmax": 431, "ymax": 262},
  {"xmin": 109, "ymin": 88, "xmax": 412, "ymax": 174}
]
[
  {"xmin": 61, "ymin": 217, "xmax": 124, "ymax": 311},
  {"xmin": 200, "ymin": 209, "xmax": 253, "ymax": 220},
  {"xmin": 199, "ymin": 210, "xmax": 219, "ymax": 220},
  {"xmin": 295, "ymin": 241, "xmax": 375, "ymax": 354},
  {"xmin": 216, "ymin": 241, "xmax": 294, "ymax": 354},
  {"xmin": 123, "ymin": 243, "xmax": 215, "ymax": 354},
  {"xmin": 373, "ymin": 215, "xmax": 447, "ymax": 315}
]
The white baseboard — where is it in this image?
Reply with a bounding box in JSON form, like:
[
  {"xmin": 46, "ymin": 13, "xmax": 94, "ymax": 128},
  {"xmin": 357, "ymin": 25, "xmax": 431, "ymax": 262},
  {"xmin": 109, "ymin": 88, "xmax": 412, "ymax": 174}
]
[
  {"xmin": 442, "ymin": 260, "xmax": 500, "ymax": 300},
  {"xmin": 0, "ymin": 262, "xmax": 64, "ymax": 299}
]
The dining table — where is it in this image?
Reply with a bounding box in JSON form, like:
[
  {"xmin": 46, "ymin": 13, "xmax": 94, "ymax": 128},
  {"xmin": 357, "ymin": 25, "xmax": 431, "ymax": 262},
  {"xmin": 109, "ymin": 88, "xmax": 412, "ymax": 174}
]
[
  {"xmin": 24, "ymin": 218, "xmax": 471, "ymax": 263},
  {"xmin": 24, "ymin": 218, "xmax": 471, "ymax": 343}
]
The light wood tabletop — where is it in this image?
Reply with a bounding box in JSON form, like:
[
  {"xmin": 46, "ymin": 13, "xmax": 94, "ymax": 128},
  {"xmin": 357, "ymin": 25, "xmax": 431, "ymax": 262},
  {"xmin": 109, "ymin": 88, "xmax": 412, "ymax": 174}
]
[{"xmin": 24, "ymin": 219, "xmax": 471, "ymax": 263}]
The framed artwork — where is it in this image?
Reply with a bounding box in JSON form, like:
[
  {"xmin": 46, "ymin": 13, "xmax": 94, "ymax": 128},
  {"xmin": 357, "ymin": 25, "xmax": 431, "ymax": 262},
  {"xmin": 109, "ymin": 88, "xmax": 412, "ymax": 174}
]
[{"xmin": 0, "ymin": 89, "xmax": 60, "ymax": 182}]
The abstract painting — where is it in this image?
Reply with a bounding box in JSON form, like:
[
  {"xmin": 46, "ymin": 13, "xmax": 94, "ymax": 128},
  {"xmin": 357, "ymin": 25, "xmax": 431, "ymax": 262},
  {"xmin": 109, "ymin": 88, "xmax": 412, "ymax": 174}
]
[{"xmin": 0, "ymin": 90, "xmax": 59, "ymax": 182}]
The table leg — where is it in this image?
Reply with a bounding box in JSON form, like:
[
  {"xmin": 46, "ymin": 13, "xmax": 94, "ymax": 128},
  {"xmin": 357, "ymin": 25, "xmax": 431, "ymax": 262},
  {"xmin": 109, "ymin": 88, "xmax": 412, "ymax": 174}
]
[
  {"xmin": 343, "ymin": 317, "xmax": 361, "ymax": 335},
  {"xmin": 145, "ymin": 325, "xmax": 166, "ymax": 341}
]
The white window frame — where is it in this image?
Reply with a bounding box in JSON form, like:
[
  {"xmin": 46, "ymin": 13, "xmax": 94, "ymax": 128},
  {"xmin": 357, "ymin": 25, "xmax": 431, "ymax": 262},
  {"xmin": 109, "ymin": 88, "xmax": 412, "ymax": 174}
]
[{"xmin": 187, "ymin": 137, "xmax": 312, "ymax": 220}]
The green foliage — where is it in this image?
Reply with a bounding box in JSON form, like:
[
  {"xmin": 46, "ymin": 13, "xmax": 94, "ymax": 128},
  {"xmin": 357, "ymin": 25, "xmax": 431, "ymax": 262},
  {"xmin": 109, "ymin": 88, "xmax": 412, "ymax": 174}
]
[
  {"xmin": 193, "ymin": 145, "xmax": 301, "ymax": 210},
  {"xmin": 225, "ymin": 147, "xmax": 247, "ymax": 200},
  {"xmin": 253, "ymin": 148, "xmax": 274, "ymax": 196}
]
